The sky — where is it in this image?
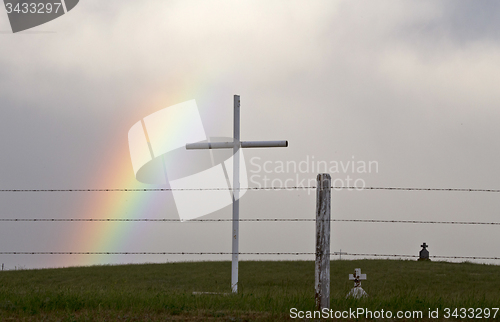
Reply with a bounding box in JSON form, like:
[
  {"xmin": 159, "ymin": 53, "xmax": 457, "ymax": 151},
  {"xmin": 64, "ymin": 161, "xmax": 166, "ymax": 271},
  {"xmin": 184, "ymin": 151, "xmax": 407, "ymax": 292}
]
[{"xmin": 1, "ymin": 0, "xmax": 500, "ymax": 270}]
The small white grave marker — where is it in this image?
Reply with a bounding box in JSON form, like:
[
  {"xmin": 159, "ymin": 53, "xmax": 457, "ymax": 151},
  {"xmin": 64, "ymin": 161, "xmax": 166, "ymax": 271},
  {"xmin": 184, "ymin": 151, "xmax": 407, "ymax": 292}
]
[{"xmin": 346, "ymin": 268, "xmax": 368, "ymax": 299}]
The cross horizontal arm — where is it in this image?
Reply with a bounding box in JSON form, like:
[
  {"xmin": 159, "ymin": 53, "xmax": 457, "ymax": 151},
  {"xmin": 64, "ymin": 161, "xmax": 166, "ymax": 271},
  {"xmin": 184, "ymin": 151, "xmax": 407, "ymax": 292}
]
[
  {"xmin": 349, "ymin": 274, "xmax": 366, "ymax": 280},
  {"xmin": 241, "ymin": 140, "xmax": 288, "ymax": 148},
  {"xmin": 186, "ymin": 142, "xmax": 233, "ymax": 149},
  {"xmin": 186, "ymin": 140, "xmax": 288, "ymax": 150}
]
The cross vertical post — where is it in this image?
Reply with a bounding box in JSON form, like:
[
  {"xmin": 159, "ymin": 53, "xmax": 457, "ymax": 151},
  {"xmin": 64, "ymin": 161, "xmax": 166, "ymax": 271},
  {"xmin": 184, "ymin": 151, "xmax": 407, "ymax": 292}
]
[{"xmin": 232, "ymin": 95, "xmax": 240, "ymax": 293}]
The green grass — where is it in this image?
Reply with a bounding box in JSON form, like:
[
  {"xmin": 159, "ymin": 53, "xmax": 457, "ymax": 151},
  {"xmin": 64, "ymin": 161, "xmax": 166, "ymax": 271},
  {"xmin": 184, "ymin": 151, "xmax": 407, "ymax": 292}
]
[{"xmin": 0, "ymin": 260, "xmax": 499, "ymax": 321}]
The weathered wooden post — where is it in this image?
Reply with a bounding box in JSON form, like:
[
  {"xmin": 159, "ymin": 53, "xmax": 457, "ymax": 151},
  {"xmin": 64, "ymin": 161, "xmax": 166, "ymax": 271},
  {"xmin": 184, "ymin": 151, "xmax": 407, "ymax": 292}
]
[{"xmin": 315, "ymin": 173, "xmax": 331, "ymax": 311}]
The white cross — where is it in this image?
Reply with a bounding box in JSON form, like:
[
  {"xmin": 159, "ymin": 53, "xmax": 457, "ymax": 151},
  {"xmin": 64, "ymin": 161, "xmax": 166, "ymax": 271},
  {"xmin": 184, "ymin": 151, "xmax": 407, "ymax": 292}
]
[
  {"xmin": 349, "ymin": 268, "xmax": 367, "ymax": 288},
  {"xmin": 186, "ymin": 95, "xmax": 288, "ymax": 293}
]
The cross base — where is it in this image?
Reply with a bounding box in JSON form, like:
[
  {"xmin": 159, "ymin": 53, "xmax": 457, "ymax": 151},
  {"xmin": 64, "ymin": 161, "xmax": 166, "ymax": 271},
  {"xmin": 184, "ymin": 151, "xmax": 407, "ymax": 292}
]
[{"xmin": 346, "ymin": 286, "xmax": 368, "ymax": 299}]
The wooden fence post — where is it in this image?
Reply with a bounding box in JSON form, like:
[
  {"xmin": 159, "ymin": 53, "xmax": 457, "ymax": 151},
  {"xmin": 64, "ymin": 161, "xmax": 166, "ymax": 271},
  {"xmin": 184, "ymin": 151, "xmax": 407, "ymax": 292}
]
[{"xmin": 315, "ymin": 173, "xmax": 331, "ymax": 311}]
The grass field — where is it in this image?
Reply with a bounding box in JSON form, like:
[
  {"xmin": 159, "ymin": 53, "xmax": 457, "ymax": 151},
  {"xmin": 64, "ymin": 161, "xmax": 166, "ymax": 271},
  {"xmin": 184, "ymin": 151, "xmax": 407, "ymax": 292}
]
[{"xmin": 0, "ymin": 259, "xmax": 499, "ymax": 321}]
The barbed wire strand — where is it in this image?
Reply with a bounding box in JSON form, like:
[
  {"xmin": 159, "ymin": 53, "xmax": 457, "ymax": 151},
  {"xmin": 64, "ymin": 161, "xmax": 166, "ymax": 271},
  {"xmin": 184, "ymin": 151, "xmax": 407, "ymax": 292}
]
[
  {"xmin": 338, "ymin": 187, "xmax": 500, "ymax": 193},
  {"xmin": 0, "ymin": 252, "xmax": 498, "ymax": 260},
  {"xmin": 333, "ymin": 219, "xmax": 500, "ymax": 225},
  {"xmin": 1, "ymin": 186, "xmax": 500, "ymax": 192},
  {"xmin": 0, "ymin": 218, "xmax": 499, "ymax": 225},
  {"xmin": 0, "ymin": 187, "xmax": 313, "ymax": 192}
]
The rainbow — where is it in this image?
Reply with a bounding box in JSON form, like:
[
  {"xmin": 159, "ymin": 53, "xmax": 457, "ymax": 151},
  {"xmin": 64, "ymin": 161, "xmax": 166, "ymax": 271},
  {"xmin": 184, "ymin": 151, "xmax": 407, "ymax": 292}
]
[{"xmin": 64, "ymin": 77, "xmax": 231, "ymax": 268}]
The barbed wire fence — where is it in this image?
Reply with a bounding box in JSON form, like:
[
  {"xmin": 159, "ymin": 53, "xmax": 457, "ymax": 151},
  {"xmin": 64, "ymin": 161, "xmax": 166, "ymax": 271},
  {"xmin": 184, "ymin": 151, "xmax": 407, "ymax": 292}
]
[{"xmin": 0, "ymin": 182, "xmax": 499, "ymax": 262}]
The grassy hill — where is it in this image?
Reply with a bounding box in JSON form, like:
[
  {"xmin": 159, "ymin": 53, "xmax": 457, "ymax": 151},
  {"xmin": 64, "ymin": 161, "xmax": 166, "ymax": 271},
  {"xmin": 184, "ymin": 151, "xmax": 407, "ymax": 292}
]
[{"xmin": 0, "ymin": 260, "xmax": 499, "ymax": 321}]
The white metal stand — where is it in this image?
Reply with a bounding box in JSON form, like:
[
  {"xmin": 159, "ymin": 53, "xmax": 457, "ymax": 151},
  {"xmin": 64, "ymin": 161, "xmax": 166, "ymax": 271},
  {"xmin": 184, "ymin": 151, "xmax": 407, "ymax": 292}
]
[{"xmin": 186, "ymin": 95, "xmax": 288, "ymax": 293}]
